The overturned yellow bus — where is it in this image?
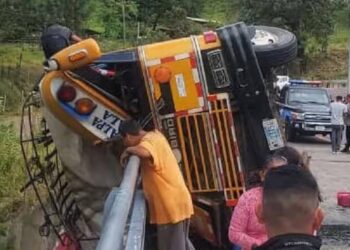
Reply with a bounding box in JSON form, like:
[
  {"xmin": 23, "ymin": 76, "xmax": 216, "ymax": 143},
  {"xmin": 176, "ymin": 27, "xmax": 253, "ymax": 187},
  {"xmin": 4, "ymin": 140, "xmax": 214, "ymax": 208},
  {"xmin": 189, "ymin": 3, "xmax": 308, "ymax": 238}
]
[{"xmin": 20, "ymin": 22, "xmax": 297, "ymax": 249}]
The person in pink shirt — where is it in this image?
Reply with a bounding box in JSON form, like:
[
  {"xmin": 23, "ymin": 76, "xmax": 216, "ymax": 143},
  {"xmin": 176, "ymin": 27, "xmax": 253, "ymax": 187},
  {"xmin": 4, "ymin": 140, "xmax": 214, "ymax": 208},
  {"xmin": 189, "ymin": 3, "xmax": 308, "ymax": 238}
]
[{"xmin": 228, "ymin": 155, "xmax": 287, "ymax": 250}]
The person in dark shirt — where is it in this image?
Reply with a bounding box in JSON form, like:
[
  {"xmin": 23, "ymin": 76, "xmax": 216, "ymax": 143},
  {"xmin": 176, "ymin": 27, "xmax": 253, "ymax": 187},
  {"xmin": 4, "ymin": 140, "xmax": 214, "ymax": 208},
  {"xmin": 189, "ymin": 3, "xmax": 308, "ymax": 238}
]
[
  {"xmin": 254, "ymin": 165, "xmax": 324, "ymax": 250},
  {"xmin": 41, "ymin": 24, "xmax": 82, "ymax": 58}
]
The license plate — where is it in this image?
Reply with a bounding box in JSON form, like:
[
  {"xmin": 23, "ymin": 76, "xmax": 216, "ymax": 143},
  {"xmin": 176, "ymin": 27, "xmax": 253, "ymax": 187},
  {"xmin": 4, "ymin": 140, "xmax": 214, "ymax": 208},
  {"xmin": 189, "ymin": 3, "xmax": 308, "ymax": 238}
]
[
  {"xmin": 87, "ymin": 107, "xmax": 122, "ymax": 139},
  {"xmin": 262, "ymin": 119, "xmax": 284, "ymax": 150},
  {"xmin": 315, "ymin": 126, "xmax": 325, "ymax": 131}
]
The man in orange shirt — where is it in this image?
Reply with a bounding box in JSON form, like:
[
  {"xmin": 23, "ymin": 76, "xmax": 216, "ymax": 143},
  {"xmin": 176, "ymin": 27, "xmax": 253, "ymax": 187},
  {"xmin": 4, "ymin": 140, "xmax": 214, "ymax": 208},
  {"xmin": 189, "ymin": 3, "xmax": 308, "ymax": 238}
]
[{"xmin": 119, "ymin": 120, "xmax": 195, "ymax": 250}]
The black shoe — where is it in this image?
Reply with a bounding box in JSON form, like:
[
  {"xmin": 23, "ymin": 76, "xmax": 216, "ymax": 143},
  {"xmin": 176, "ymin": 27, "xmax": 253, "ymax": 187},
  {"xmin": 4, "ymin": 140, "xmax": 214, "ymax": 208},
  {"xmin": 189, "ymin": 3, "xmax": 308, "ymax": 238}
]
[{"xmin": 341, "ymin": 148, "xmax": 349, "ymax": 153}]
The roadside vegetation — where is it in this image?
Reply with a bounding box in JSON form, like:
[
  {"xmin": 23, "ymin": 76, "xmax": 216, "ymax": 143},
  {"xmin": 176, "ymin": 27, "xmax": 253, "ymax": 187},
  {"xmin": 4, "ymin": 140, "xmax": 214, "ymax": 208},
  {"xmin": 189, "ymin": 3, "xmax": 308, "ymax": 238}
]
[
  {"xmin": 0, "ymin": 124, "xmax": 26, "ymax": 239},
  {"xmin": 0, "ymin": 0, "xmax": 349, "ymax": 247},
  {"xmin": 303, "ymin": 9, "xmax": 349, "ymax": 80}
]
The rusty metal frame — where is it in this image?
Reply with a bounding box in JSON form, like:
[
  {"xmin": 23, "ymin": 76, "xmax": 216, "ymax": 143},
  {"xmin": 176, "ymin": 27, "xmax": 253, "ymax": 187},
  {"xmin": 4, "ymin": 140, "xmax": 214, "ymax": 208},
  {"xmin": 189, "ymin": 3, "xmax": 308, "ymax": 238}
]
[{"xmin": 20, "ymin": 90, "xmax": 98, "ymax": 247}]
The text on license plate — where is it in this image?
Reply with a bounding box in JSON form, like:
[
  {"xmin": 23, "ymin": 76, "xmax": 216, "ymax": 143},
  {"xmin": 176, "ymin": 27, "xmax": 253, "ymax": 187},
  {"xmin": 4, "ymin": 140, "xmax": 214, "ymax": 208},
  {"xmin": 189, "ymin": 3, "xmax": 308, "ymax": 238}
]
[{"xmin": 315, "ymin": 126, "xmax": 325, "ymax": 131}]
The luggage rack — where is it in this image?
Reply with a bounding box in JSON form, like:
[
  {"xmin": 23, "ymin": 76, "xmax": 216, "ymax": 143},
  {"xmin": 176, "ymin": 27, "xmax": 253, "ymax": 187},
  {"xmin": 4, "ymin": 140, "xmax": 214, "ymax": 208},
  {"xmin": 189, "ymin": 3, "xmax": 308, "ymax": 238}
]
[{"xmin": 19, "ymin": 89, "xmax": 98, "ymax": 247}]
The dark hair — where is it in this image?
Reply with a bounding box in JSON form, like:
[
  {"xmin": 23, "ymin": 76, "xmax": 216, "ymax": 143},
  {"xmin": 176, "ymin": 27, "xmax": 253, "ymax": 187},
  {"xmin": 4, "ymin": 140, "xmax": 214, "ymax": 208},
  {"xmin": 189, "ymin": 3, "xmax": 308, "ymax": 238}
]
[
  {"xmin": 336, "ymin": 95, "xmax": 343, "ymax": 101},
  {"xmin": 273, "ymin": 146, "xmax": 304, "ymax": 168},
  {"xmin": 246, "ymin": 155, "xmax": 287, "ymax": 189},
  {"xmin": 262, "ymin": 165, "xmax": 320, "ymax": 229},
  {"xmin": 264, "ymin": 164, "xmax": 319, "ymax": 196},
  {"xmin": 262, "ymin": 155, "xmax": 287, "ymax": 170},
  {"xmin": 119, "ymin": 119, "xmax": 141, "ymax": 137}
]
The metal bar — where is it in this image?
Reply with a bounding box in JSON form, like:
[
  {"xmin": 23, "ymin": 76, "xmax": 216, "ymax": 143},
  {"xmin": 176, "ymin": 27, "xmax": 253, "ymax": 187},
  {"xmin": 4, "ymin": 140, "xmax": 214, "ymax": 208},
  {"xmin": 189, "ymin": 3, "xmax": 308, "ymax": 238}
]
[
  {"xmin": 202, "ymin": 114, "xmax": 219, "ymax": 189},
  {"xmin": 44, "ymin": 148, "xmax": 57, "ymax": 161},
  {"xmin": 226, "ymin": 100, "xmax": 244, "ymax": 174},
  {"xmin": 50, "ymin": 170, "xmax": 64, "ymax": 188},
  {"xmin": 19, "ymin": 93, "xmax": 64, "ymax": 244},
  {"xmin": 214, "ymin": 101, "xmax": 233, "ymax": 191},
  {"xmin": 177, "ymin": 117, "xmax": 194, "ymax": 191},
  {"xmin": 220, "ymin": 107, "xmax": 240, "ymax": 199},
  {"xmin": 125, "ymin": 191, "xmax": 146, "ymax": 250},
  {"xmin": 188, "ymin": 188, "xmax": 220, "ymax": 193},
  {"xmin": 194, "ymin": 114, "xmax": 210, "ymax": 189},
  {"xmin": 59, "ymin": 191, "xmax": 72, "ymax": 214},
  {"xmin": 205, "ymin": 104, "xmax": 224, "ymax": 190},
  {"xmin": 208, "ymin": 103, "xmax": 225, "ymax": 191},
  {"xmin": 185, "ymin": 116, "xmax": 202, "ymax": 190},
  {"xmin": 97, "ymin": 156, "xmax": 140, "ymax": 250}
]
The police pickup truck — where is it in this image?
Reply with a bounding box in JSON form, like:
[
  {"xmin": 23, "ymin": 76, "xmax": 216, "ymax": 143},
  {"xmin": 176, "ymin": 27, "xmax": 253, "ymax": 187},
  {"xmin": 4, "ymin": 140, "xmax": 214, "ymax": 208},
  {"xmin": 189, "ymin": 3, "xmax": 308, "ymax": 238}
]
[{"xmin": 278, "ymin": 80, "xmax": 332, "ymax": 141}]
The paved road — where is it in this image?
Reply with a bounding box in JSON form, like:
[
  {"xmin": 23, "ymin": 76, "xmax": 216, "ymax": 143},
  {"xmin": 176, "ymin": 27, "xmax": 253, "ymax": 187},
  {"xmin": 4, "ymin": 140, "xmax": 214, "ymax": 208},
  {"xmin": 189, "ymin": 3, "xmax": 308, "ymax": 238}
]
[{"xmin": 290, "ymin": 135, "xmax": 350, "ymax": 249}]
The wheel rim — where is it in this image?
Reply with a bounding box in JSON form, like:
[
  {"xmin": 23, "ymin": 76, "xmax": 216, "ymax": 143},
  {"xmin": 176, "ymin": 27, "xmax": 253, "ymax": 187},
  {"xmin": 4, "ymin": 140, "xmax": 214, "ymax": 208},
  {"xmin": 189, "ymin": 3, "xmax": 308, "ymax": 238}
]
[{"xmin": 251, "ymin": 29, "xmax": 278, "ymax": 46}]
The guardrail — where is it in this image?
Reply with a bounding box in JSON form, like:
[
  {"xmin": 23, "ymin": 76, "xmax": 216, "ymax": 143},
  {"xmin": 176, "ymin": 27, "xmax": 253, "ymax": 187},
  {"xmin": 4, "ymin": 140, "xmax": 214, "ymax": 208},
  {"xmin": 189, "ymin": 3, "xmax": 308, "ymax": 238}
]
[
  {"xmin": 97, "ymin": 156, "xmax": 146, "ymax": 250},
  {"xmin": 126, "ymin": 191, "xmax": 146, "ymax": 250}
]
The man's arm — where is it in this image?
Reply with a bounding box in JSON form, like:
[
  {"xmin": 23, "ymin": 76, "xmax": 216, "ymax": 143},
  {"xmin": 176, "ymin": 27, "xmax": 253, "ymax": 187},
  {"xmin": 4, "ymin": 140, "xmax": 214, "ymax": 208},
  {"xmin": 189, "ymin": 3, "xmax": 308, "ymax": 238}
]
[
  {"xmin": 126, "ymin": 146, "xmax": 152, "ymax": 161},
  {"xmin": 120, "ymin": 145, "xmax": 152, "ymax": 166},
  {"xmin": 71, "ymin": 33, "xmax": 82, "ymax": 43}
]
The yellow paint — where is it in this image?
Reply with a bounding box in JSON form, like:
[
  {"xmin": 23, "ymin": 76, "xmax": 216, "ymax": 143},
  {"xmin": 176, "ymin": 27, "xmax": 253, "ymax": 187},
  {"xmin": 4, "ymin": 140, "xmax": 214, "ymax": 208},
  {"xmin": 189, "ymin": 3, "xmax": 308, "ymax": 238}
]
[
  {"xmin": 194, "ymin": 115, "xmax": 210, "ymax": 188},
  {"xmin": 64, "ymin": 73, "xmax": 129, "ymax": 117},
  {"xmin": 153, "ymin": 77, "xmax": 161, "ymax": 100},
  {"xmin": 41, "ymin": 71, "xmax": 129, "ymax": 142},
  {"xmin": 176, "ymin": 117, "xmax": 194, "ymax": 191},
  {"xmin": 41, "ymin": 71, "xmax": 98, "ymax": 142},
  {"xmin": 137, "ymin": 47, "xmax": 160, "ymax": 128},
  {"xmin": 143, "ymin": 38, "xmax": 193, "ymax": 60},
  {"xmin": 52, "ymin": 38, "xmax": 101, "ymax": 71},
  {"xmin": 177, "ymin": 113, "xmax": 221, "ymax": 193},
  {"xmin": 149, "ymin": 59, "xmax": 199, "ymax": 111}
]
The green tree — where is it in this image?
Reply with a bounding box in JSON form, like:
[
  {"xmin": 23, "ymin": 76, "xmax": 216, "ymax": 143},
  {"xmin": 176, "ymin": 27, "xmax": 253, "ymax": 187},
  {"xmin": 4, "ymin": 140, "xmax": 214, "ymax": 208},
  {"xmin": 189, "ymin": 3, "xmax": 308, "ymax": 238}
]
[
  {"xmin": 238, "ymin": 0, "xmax": 340, "ymax": 55},
  {"xmin": 0, "ymin": 0, "xmax": 94, "ymax": 41},
  {"xmin": 159, "ymin": 7, "xmax": 203, "ymax": 38},
  {"xmin": 136, "ymin": 0, "xmax": 204, "ymax": 30}
]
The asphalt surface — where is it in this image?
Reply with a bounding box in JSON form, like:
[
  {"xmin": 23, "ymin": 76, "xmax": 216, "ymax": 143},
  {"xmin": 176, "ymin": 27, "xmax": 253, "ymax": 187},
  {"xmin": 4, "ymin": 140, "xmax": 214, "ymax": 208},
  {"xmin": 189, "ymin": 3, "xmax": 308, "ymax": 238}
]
[{"xmin": 290, "ymin": 135, "xmax": 350, "ymax": 250}]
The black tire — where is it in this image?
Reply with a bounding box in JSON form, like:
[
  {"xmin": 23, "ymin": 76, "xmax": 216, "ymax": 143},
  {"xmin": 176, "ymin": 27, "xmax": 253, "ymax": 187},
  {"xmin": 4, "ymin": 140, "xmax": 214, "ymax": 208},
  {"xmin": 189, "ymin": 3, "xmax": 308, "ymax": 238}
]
[
  {"xmin": 285, "ymin": 121, "xmax": 296, "ymax": 142},
  {"xmin": 251, "ymin": 26, "xmax": 298, "ymax": 68}
]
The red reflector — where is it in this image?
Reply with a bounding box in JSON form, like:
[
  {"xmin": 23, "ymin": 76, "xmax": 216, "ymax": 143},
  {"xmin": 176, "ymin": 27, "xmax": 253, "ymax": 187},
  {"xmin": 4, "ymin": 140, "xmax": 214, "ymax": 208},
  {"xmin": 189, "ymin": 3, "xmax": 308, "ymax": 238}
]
[
  {"xmin": 203, "ymin": 31, "xmax": 217, "ymax": 44},
  {"xmin": 226, "ymin": 199, "xmax": 238, "ymax": 207},
  {"xmin": 68, "ymin": 49, "xmax": 87, "ymax": 62},
  {"xmin": 57, "ymin": 85, "xmax": 76, "ymax": 103},
  {"xmin": 154, "ymin": 66, "xmax": 172, "ymax": 84},
  {"xmin": 75, "ymin": 98, "xmax": 96, "ymax": 115}
]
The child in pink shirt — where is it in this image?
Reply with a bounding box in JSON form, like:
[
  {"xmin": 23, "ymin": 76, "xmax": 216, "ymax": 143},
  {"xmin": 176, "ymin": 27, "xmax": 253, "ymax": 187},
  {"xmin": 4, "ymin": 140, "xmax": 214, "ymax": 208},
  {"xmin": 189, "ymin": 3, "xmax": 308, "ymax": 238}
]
[{"xmin": 228, "ymin": 156, "xmax": 287, "ymax": 250}]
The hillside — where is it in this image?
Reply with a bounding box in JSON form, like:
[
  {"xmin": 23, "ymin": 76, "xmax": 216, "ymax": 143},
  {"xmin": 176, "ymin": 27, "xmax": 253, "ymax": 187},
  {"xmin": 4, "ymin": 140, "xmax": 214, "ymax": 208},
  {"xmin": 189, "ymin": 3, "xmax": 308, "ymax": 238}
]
[
  {"xmin": 0, "ymin": 6, "xmax": 348, "ymax": 113},
  {"xmin": 301, "ymin": 9, "xmax": 349, "ymax": 80}
]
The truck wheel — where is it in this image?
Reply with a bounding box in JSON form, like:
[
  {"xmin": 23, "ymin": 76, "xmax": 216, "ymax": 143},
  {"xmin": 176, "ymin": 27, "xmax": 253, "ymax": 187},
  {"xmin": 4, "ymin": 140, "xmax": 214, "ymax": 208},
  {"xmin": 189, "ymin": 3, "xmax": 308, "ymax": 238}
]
[
  {"xmin": 251, "ymin": 26, "xmax": 298, "ymax": 68},
  {"xmin": 285, "ymin": 122, "xmax": 296, "ymax": 142}
]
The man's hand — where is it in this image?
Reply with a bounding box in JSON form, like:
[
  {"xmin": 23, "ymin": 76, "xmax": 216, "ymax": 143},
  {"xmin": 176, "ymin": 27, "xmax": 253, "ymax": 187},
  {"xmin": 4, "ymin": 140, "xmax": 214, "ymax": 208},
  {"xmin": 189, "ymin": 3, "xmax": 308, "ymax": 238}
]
[
  {"xmin": 120, "ymin": 149, "xmax": 130, "ymax": 167},
  {"xmin": 120, "ymin": 146, "xmax": 152, "ymax": 167}
]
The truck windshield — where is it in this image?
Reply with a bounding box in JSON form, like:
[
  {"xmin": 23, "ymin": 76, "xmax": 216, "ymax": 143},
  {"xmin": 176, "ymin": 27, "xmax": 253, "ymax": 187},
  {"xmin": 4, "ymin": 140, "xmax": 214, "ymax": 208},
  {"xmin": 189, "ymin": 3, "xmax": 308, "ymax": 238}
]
[{"xmin": 288, "ymin": 88, "xmax": 329, "ymax": 105}]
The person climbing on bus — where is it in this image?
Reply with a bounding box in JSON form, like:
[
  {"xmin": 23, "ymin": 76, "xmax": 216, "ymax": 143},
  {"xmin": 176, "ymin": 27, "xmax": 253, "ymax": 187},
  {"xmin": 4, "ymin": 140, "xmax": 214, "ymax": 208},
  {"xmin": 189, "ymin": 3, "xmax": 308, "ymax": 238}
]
[
  {"xmin": 119, "ymin": 119, "xmax": 195, "ymax": 250},
  {"xmin": 41, "ymin": 23, "xmax": 82, "ymax": 59}
]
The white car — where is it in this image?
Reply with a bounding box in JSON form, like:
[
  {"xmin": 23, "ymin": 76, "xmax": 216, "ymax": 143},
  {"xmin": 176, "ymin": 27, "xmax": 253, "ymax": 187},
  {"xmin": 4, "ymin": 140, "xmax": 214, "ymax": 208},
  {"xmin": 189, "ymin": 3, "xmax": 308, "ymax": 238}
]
[{"xmin": 275, "ymin": 75, "xmax": 290, "ymax": 92}]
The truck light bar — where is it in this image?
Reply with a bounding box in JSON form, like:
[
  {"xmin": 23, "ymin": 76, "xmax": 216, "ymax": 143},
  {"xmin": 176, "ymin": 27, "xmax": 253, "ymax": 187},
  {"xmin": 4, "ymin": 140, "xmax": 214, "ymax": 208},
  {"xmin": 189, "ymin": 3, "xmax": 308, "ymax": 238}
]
[{"xmin": 290, "ymin": 79, "xmax": 323, "ymax": 86}]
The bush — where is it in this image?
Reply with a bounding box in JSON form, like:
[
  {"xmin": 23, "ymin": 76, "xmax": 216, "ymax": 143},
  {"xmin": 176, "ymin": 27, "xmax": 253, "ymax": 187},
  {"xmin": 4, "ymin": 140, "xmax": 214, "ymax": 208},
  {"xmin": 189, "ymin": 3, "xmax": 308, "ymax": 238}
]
[{"xmin": 0, "ymin": 124, "xmax": 26, "ymax": 225}]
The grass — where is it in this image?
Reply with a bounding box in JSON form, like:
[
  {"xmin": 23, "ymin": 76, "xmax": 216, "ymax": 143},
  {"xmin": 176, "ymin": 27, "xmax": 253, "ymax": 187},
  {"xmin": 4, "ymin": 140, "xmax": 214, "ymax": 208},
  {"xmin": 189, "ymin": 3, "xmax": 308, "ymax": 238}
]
[
  {"xmin": 329, "ymin": 9, "xmax": 349, "ymax": 49},
  {"xmin": 302, "ymin": 9, "xmax": 349, "ymax": 80},
  {"xmin": 0, "ymin": 43, "xmax": 43, "ymax": 67},
  {"xmin": 0, "ymin": 123, "xmax": 26, "ymax": 235},
  {"xmin": 201, "ymin": 0, "xmax": 240, "ymax": 25}
]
